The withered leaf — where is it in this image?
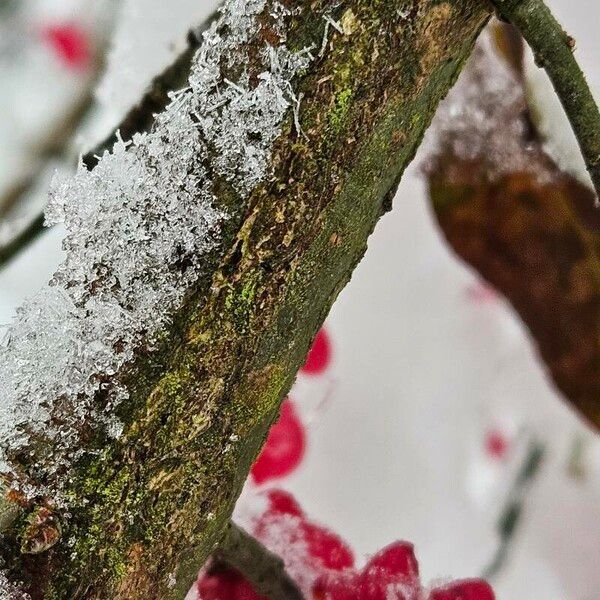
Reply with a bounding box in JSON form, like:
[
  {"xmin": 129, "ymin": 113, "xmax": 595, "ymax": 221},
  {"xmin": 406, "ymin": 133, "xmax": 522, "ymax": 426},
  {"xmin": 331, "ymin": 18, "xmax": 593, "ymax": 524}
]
[{"xmin": 426, "ymin": 24, "xmax": 600, "ymax": 429}]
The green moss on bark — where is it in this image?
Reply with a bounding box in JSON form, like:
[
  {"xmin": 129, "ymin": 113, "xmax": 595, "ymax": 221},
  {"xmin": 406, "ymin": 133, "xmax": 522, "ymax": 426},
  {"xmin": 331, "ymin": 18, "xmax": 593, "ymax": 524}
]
[{"xmin": 0, "ymin": 1, "xmax": 490, "ymax": 598}]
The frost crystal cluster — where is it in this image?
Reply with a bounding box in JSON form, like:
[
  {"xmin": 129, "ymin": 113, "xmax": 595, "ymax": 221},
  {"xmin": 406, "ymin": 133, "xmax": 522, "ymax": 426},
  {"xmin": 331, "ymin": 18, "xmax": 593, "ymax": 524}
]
[
  {"xmin": 0, "ymin": 0, "xmax": 311, "ymax": 499},
  {"xmin": 0, "ymin": 572, "xmax": 30, "ymax": 600}
]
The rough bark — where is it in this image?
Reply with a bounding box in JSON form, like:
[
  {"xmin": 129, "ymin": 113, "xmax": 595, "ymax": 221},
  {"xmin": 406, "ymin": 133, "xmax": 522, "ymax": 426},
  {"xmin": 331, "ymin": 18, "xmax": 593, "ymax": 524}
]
[{"xmin": 0, "ymin": 1, "xmax": 490, "ymax": 598}]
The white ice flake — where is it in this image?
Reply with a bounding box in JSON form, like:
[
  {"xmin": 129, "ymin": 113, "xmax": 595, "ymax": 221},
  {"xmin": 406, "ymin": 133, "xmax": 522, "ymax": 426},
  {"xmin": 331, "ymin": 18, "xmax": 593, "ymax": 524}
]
[
  {"xmin": 0, "ymin": 0, "xmax": 312, "ymax": 500},
  {"xmin": 0, "ymin": 571, "xmax": 30, "ymax": 600}
]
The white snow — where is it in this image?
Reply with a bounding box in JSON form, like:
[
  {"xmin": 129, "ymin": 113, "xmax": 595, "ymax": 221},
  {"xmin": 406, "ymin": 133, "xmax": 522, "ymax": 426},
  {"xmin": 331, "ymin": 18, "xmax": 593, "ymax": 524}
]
[
  {"xmin": 0, "ymin": 572, "xmax": 30, "ymax": 600},
  {"xmin": 0, "ymin": 0, "xmax": 311, "ymax": 500}
]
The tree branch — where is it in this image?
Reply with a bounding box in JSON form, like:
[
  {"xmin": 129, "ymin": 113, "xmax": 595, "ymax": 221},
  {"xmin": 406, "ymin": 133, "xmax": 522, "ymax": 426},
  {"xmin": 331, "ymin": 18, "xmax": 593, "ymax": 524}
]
[
  {"xmin": 212, "ymin": 522, "xmax": 304, "ymax": 600},
  {"xmin": 0, "ymin": 1, "xmax": 491, "ymax": 597},
  {"xmin": 0, "ymin": 214, "xmax": 46, "ymax": 269},
  {"xmin": 483, "ymin": 440, "xmax": 544, "ymax": 579},
  {"xmin": 489, "ymin": 0, "xmax": 600, "ymax": 205}
]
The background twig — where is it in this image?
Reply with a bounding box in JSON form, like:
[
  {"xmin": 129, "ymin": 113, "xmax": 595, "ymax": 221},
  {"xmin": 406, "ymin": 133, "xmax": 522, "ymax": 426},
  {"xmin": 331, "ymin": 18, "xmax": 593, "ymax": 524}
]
[
  {"xmin": 213, "ymin": 522, "xmax": 304, "ymax": 600},
  {"xmin": 0, "ymin": 20, "xmax": 207, "ymax": 270},
  {"xmin": 483, "ymin": 440, "xmax": 545, "ymax": 579}
]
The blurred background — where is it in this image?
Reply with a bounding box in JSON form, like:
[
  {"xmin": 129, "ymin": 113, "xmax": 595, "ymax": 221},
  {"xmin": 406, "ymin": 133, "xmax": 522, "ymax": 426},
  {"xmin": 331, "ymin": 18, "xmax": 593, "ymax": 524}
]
[{"xmin": 0, "ymin": 1, "xmax": 599, "ymax": 598}]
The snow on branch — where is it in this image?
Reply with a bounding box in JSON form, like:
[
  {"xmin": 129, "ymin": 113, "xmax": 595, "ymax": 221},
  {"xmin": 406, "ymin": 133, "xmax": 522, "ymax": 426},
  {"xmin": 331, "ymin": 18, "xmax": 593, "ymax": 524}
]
[{"xmin": 0, "ymin": 0, "xmax": 312, "ymax": 502}]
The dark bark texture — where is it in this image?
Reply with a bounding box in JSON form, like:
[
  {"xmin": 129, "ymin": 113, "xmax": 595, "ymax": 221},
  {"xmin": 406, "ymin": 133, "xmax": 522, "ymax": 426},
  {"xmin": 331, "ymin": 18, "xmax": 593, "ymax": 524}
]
[
  {"xmin": 211, "ymin": 522, "xmax": 303, "ymax": 600},
  {"xmin": 0, "ymin": 1, "xmax": 489, "ymax": 598}
]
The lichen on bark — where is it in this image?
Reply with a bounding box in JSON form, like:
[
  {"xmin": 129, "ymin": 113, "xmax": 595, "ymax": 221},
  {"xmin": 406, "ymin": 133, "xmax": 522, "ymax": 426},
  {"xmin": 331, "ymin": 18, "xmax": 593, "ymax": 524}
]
[{"xmin": 0, "ymin": 1, "xmax": 490, "ymax": 598}]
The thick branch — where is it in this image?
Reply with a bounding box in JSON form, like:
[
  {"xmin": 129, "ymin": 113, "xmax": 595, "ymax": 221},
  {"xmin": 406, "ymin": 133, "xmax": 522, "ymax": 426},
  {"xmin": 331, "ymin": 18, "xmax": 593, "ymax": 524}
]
[
  {"xmin": 213, "ymin": 522, "xmax": 303, "ymax": 600},
  {"xmin": 489, "ymin": 0, "xmax": 600, "ymax": 204},
  {"xmin": 0, "ymin": 1, "xmax": 490, "ymax": 598}
]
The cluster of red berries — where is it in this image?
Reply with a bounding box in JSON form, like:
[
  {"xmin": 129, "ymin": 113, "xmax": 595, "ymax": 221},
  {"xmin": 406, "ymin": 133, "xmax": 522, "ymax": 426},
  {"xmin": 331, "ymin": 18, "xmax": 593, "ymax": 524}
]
[
  {"xmin": 200, "ymin": 329, "xmax": 494, "ymax": 599},
  {"xmin": 198, "ymin": 490, "xmax": 494, "ymax": 600}
]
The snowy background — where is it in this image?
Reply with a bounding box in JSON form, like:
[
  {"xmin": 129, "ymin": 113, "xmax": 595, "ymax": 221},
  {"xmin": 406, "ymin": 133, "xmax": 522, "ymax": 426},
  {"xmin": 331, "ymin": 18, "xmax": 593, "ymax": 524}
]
[{"xmin": 1, "ymin": 1, "xmax": 599, "ymax": 598}]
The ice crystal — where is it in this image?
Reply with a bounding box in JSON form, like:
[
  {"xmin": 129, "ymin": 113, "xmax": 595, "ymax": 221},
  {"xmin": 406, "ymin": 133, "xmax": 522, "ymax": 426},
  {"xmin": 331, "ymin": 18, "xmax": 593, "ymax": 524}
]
[
  {"xmin": 0, "ymin": 0, "xmax": 311, "ymax": 499},
  {"xmin": 0, "ymin": 572, "xmax": 29, "ymax": 600}
]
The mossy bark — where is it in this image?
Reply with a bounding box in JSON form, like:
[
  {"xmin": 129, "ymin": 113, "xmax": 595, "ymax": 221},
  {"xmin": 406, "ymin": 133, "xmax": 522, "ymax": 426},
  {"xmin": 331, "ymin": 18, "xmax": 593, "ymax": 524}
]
[{"xmin": 0, "ymin": 1, "xmax": 490, "ymax": 597}]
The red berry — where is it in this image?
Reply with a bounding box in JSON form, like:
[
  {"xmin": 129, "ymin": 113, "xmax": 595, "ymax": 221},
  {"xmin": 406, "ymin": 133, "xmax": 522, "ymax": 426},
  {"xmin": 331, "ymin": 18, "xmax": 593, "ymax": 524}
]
[
  {"xmin": 302, "ymin": 522, "xmax": 354, "ymax": 571},
  {"xmin": 301, "ymin": 329, "xmax": 332, "ymax": 375},
  {"xmin": 266, "ymin": 489, "xmax": 304, "ymax": 518},
  {"xmin": 251, "ymin": 400, "xmax": 306, "ymax": 485},
  {"xmin": 359, "ymin": 580, "xmax": 415, "ymax": 600},
  {"xmin": 484, "ymin": 430, "xmax": 509, "ymax": 460},
  {"xmin": 312, "ymin": 571, "xmax": 361, "ymax": 600},
  {"xmin": 358, "ymin": 542, "xmax": 420, "ymax": 600},
  {"xmin": 198, "ymin": 568, "xmax": 266, "ymax": 600},
  {"xmin": 41, "ymin": 23, "xmax": 90, "ymax": 70},
  {"xmin": 247, "ymin": 491, "xmax": 492, "ymax": 600},
  {"xmin": 364, "ymin": 542, "xmax": 419, "ymax": 579},
  {"xmin": 429, "ymin": 579, "xmax": 495, "ymax": 600}
]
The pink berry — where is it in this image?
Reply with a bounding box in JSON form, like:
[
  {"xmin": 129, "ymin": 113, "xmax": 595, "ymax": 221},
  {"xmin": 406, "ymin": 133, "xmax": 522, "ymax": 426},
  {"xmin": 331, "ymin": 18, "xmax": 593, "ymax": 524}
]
[
  {"xmin": 301, "ymin": 329, "xmax": 332, "ymax": 375},
  {"xmin": 364, "ymin": 542, "xmax": 419, "ymax": 579},
  {"xmin": 251, "ymin": 399, "xmax": 306, "ymax": 485},
  {"xmin": 41, "ymin": 23, "xmax": 90, "ymax": 70},
  {"xmin": 429, "ymin": 579, "xmax": 495, "ymax": 600},
  {"xmin": 312, "ymin": 571, "xmax": 361, "ymax": 600},
  {"xmin": 358, "ymin": 542, "xmax": 421, "ymax": 600},
  {"xmin": 246, "ymin": 491, "xmax": 493, "ymax": 600},
  {"xmin": 198, "ymin": 568, "xmax": 265, "ymax": 600},
  {"xmin": 484, "ymin": 430, "xmax": 509, "ymax": 460}
]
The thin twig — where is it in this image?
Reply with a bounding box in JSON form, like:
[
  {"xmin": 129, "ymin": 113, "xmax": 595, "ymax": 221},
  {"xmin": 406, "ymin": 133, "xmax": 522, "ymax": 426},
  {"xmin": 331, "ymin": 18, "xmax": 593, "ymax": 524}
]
[
  {"xmin": 0, "ymin": 3, "xmax": 121, "ymax": 266},
  {"xmin": 81, "ymin": 32, "xmax": 203, "ymax": 170},
  {"xmin": 213, "ymin": 521, "xmax": 304, "ymax": 600},
  {"xmin": 483, "ymin": 440, "xmax": 545, "ymax": 579},
  {"xmin": 0, "ymin": 214, "xmax": 46, "ymax": 268},
  {"xmin": 489, "ymin": 0, "xmax": 600, "ymax": 205},
  {"xmin": 0, "ymin": 91, "xmax": 95, "ymax": 220}
]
